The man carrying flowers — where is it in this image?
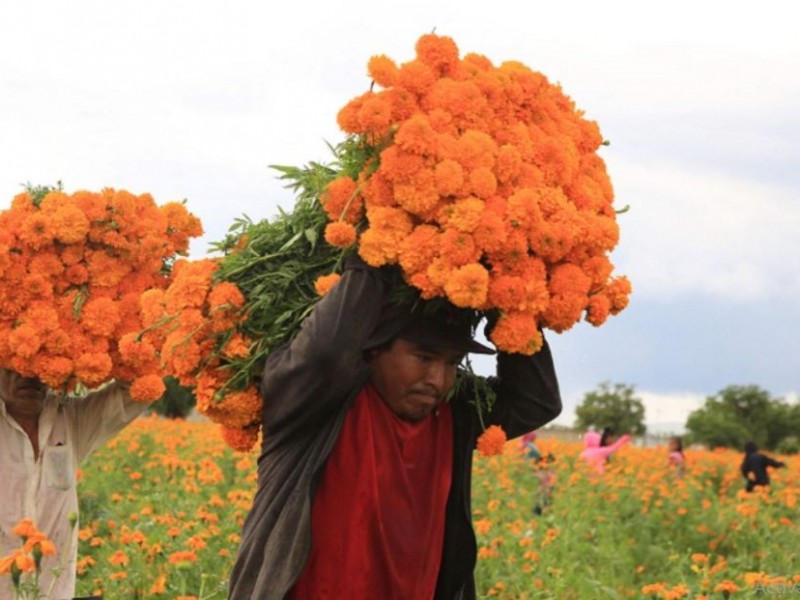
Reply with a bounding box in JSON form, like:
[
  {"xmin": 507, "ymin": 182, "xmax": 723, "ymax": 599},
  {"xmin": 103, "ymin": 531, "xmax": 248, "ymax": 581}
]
[
  {"xmin": 0, "ymin": 369, "xmax": 147, "ymax": 599},
  {"xmin": 228, "ymin": 257, "xmax": 562, "ymax": 599}
]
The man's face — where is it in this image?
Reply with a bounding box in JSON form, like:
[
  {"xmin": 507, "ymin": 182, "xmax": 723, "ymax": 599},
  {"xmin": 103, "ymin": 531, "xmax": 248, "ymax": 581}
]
[
  {"xmin": 0, "ymin": 370, "xmax": 48, "ymax": 418},
  {"xmin": 368, "ymin": 338, "xmax": 465, "ymax": 422}
]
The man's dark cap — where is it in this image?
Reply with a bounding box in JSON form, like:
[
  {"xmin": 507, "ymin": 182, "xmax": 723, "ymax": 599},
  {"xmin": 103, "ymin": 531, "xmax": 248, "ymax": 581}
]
[{"xmin": 364, "ymin": 299, "xmax": 495, "ymax": 355}]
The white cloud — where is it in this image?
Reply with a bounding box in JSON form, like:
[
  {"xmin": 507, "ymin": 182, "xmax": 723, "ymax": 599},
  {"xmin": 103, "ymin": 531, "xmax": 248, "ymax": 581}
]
[{"xmin": 612, "ymin": 160, "xmax": 800, "ymax": 301}]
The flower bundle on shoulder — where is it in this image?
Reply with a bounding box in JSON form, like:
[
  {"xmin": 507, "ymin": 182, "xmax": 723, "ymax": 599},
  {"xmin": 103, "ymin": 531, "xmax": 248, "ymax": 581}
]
[
  {"xmin": 150, "ymin": 33, "xmax": 631, "ymax": 454},
  {"xmin": 0, "ymin": 185, "xmax": 202, "ymax": 401}
]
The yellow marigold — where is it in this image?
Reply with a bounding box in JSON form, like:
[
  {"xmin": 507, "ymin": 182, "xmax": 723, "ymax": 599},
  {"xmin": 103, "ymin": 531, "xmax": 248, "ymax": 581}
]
[
  {"xmin": 314, "ymin": 273, "xmax": 341, "ymax": 297},
  {"xmin": 489, "ymin": 311, "xmax": 542, "ymax": 355},
  {"xmin": 443, "ymin": 263, "xmax": 489, "ymax": 309},
  {"xmin": 324, "ymin": 221, "xmax": 357, "ymax": 248},
  {"xmin": 476, "ymin": 425, "xmax": 507, "ymax": 457},
  {"xmin": 367, "ymin": 54, "xmax": 399, "ymax": 88}
]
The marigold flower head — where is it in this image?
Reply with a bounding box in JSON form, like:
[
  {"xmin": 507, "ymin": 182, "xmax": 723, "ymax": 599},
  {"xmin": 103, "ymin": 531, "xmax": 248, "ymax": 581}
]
[
  {"xmin": 415, "ymin": 33, "xmax": 460, "ymax": 75},
  {"xmin": 476, "ymin": 425, "xmax": 507, "ymax": 457},
  {"xmin": 321, "ymin": 176, "xmax": 363, "ymax": 224},
  {"xmin": 368, "ymin": 54, "xmax": 399, "ymax": 88},
  {"xmin": 323, "ymin": 221, "xmax": 357, "ymax": 248},
  {"xmin": 314, "ymin": 273, "xmax": 341, "ymax": 297},
  {"xmin": 443, "ymin": 263, "xmax": 489, "ymax": 309},
  {"xmin": 130, "ymin": 374, "xmax": 166, "ymax": 403},
  {"xmin": 221, "ymin": 424, "xmax": 261, "ymax": 452},
  {"xmin": 489, "ymin": 311, "xmax": 542, "ymax": 355}
]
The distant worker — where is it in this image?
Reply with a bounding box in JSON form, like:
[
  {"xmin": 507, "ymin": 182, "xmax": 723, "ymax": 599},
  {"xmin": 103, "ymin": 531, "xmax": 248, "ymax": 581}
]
[{"xmin": 741, "ymin": 440, "xmax": 785, "ymax": 492}]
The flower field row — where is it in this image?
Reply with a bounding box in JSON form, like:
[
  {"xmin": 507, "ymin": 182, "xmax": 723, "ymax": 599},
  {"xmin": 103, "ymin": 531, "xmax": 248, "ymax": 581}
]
[{"xmin": 36, "ymin": 417, "xmax": 796, "ymax": 598}]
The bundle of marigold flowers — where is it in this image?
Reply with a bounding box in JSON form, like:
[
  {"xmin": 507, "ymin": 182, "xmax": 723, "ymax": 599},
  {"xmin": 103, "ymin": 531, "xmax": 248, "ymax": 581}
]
[
  {"xmin": 152, "ymin": 33, "xmax": 631, "ymax": 453},
  {"xmin": 321, "ymin": 32, "xmax": 631, "ymax": 355},
  {"xmin": 0, "ymin": 186, "xmax": 202, "ymax": 401}
]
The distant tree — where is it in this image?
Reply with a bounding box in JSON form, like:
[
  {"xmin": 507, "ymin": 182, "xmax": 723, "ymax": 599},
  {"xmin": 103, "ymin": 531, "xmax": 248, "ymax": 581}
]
[
  {"xmin": 148, "ymin": 376, "xmax": 196, "ymax": 419},
  {"xmin": 685, "ymin": 385, "xmax": 792, "ymax": 450},
  {"xmin": 574, "ymin": 382, "xmax": 646, "ymax": 435}
]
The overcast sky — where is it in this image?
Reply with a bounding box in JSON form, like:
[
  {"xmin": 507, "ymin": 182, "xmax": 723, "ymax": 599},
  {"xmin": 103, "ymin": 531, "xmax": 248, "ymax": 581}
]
[{"xmin": 2, "ymin": 0, "xmax": 797, "ymax": 432}]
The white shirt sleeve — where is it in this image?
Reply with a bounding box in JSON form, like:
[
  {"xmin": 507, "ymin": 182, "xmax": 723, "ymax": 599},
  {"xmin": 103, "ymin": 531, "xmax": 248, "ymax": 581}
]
[{"xmin": 69, "ymin": 382, "xmax": 150, "ymax": 462}]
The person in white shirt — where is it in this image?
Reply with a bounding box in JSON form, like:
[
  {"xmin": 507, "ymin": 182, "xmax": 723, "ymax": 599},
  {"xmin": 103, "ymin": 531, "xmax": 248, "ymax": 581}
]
[{"xmin": 0, "ymin": 369, "xmax": 148, "ymax": 600}]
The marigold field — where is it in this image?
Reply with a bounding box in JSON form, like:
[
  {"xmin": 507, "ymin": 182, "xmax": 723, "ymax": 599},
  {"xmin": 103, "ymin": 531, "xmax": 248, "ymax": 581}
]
[{"xmin": 68, "ymin": 416, "xmax": 799, "ymax": 599}]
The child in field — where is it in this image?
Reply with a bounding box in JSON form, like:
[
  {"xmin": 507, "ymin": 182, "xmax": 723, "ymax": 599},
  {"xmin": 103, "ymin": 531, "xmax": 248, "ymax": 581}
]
[
  {"xmin": 580, "ymin": 428, "xmax": 631, "ymax": 473},
  {"xmin": 667, "ymin": 436, "xmax": 686, "ymax": 478},
  {"xmin": 520, "ymin": 430, "xmax": 556, "ymax": 515}
]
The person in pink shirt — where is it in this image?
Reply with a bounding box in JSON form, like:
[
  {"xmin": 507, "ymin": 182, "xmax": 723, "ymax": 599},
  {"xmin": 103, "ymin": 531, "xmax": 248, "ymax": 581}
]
[
  {"xmin": 667, "ymin": 436, "xmax": 686, "ymax": 478},
  {"xmin": 580, "ymin": 427, "xmax": 631, "ymax": 473}
]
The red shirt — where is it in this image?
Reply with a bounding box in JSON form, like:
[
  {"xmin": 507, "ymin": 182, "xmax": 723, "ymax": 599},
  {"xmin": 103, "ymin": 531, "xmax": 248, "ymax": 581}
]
[{"xmin": 289, "ymin": 383, "xmax": 454, "ymax": 599}]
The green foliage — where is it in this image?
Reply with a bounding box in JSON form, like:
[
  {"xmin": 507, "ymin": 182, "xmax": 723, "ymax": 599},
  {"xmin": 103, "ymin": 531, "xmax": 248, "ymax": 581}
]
[
  {"xmin": 23, "ymin": 180, "xmax": 63, "ymax": 206},
  {"xmin": 685, "ymin": 385, "xmax": 795, "ymax": 450},
  {"xmin": 148, "ymin": 376, "xmax": 196, "ymax": 419},
  {"xmin": 574, "ymin": 381, "xmax": 646, "ymax": 435}
]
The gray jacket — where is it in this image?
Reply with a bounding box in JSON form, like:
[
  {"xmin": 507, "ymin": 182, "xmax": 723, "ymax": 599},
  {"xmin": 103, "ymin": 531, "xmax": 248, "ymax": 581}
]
[{"xmin": 228, "ymin": 263, "xmax": 562, "ymax": 599}]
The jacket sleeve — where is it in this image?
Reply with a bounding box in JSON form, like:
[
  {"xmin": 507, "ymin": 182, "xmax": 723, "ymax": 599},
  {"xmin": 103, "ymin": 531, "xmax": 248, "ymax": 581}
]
[
  {"xmin": 480, "ymin": 336, "xmax": 562, "ymax": 440},
  {"xmin": 260, "ymin": 262, "xmax": 388, "ymax": 446}
]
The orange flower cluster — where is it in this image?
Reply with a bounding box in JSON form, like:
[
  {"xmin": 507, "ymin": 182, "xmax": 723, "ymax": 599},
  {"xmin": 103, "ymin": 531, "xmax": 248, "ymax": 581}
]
[
  {"xmin": 476, "ymin": 424, "xmax": 507, "ymax": 457},
  {"xmin": 0, "ymin": 518, "xmax": 57, "ymax": 584},
  {"xmin": 0, "ymin": 189, "xmax": 202, "ymax": 399},
  {"xmin": 323, "ymin": 33, "xmax": 631, "ymax": 354},
  {"xmin": 140, "ymin": 258, "xmax": 261, "ymax": 448}
]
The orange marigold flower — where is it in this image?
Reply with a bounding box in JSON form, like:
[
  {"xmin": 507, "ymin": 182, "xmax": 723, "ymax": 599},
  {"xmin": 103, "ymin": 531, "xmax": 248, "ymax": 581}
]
[
  {"xmin": 118, "ymin": 333, "xmax": 157, "ymax": 369},
  {"xmin": 443, "ymin": 263, "xmax": 489, "ymax": 309},
  {"xmin": 415, "ymin": 33, "xmax": 460, "ymax": 75},
  {"xmin": 130, "ymin": 374, "xmax": 166, "ymax": 403},
  {"xmin": 18, "ymin": 212, "xmax": 54, "ymax": 250},
  {"xmin": 604, "ymin": 276, "xmax": 632, "ymax": 314},
  {"xmin": 222, "ymin": 333, "xmax": 251, "ymax": 359},
  {"xmin": 12, "ymin": 518, "xmax": 39, "ymax": 539},
  {"xmin": 443, "ymin": 197, "xmax": 484, "ymax": 233},
  {"xmin": 468, "ymin": 167, "xmax": 497, "ymax": 199},
  {"xmin": 476, "ymin": 425, "xmax": 507, "ymax": 457},
  {"xmin": 74, "ymin": 352, "xmax": 113, "ymax": 387},
  {"xmin": 394, "ymin": 113, "xmax": 438, "ymax": 156},
  {"xmin": 51, "ymin": 204, "xmax": 90, "ymax": 244},
  {"xmin": 585, "ymin": 294, "xmax": 611, "ymax": 327},
  {"xmin": 168, "ymin": 550, "xmax": 198, "ymax": 565},
  {"xmin": 9, "ymin": 324, "xmax": 43, "ymax": 359},
  {"xmin": 367, "ymin": 54, "xmax": 399, "ymax": 88},
  {"xmin": 398, "ymin": 225, "xmax": 440, "ymax": 274},
  {"xmin": 321, "ymin": 176, "xmax": 364, "ymax": 224},
  {"xmin": 357, "ymin": 93, "xmax": 394, "ymax": 134},
  {"xmin": 396, "ymin": 59, "xmax": 436, "ymax": 96},
  {"xmin": 221, "ymin": 424, "xmax": 260, "ymax": 452},
  {"xmin": 80, "ymin": 297, "xmax": 121, "ymax": 338},
  {"xmin": 439, "ymin": 229, "xmax": 478, "ymax": 266},
  {"xmin": 489, "ymin": 311, "xmax": 542, "ymax": 355},
  {"xmin": 314, "ymin": 273, "xmax": 341, "ymax": 297},
  {"xmin": 324, "ymin": 221, "xmax": 357, "ymax": 248},
  {"xmin": 434, "ymin": 159, "xmax": 465, "ymax": 197}
]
